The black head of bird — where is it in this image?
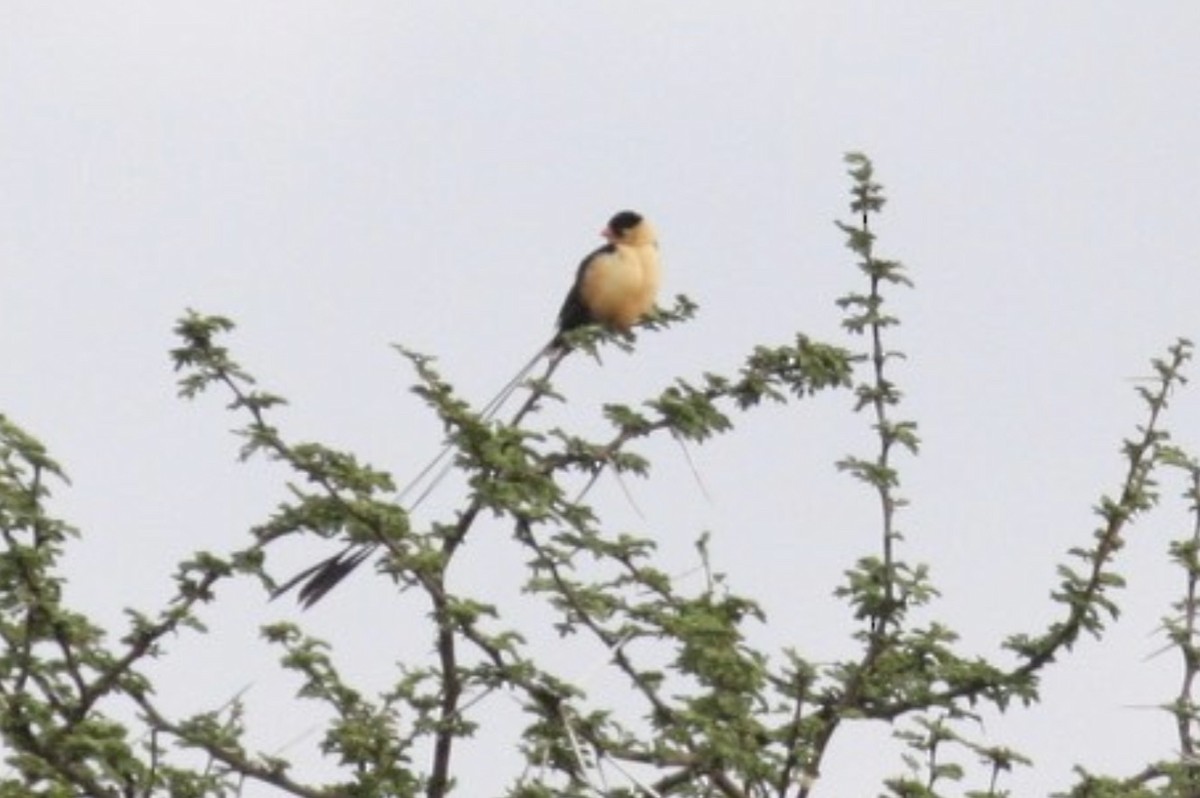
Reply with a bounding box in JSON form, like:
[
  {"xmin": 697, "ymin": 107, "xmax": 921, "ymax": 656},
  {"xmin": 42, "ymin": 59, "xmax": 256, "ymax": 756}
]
[{"xmin": 603, "ymin": 210, "xmax": 646, "ymax": 241}]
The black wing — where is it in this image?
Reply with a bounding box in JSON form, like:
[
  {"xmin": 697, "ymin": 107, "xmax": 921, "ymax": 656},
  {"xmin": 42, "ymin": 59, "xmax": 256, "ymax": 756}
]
[{"xmin": 555, "ymin": 243, "xmax": 614, "ymax": 339}]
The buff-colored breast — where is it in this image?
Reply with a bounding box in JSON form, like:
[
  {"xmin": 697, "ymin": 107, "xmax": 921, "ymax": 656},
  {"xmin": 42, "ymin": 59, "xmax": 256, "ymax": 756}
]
[{"xmin": 579, "ymin": 242, "xmax": 661, "ymax": 331}]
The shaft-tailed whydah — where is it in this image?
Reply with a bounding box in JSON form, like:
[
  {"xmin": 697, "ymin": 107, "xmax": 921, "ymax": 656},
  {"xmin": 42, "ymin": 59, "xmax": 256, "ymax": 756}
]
[{"xmin": 274, "ymin": 210, "xmax": 661, "ymax": 607}]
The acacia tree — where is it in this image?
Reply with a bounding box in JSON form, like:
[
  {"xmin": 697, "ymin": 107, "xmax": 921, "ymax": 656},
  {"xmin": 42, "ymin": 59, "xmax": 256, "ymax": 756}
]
[{"xmin": 0, "ymin": 154, "xmax": 1197, "ymax": 797}]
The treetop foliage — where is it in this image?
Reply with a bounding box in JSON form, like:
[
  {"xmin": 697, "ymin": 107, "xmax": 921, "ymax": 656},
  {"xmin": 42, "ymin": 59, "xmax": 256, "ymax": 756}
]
[{"xmin": 1, "ymin": 154, "xmax": 1197, "ymax": 797}]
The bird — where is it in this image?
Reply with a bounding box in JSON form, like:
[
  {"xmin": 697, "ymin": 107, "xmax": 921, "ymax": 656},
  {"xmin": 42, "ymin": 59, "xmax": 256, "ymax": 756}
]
[
  {"xmin": 554, "ymin": 210, "xmax": 661, "ymax": 345},
  {"xmin": 274, "ymin": 210, "xmax": 661, "ymax": 607}
]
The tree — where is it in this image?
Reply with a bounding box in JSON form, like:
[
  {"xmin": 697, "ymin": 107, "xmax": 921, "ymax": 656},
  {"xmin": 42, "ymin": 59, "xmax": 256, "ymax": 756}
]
[{"xmin": 0, "ymin": 154, "xmax": 1196, "ymax": 797}]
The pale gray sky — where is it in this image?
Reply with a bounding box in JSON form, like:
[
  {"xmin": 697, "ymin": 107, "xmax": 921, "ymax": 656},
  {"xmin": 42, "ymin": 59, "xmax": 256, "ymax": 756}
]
[{"xmin": 4, "ymin": 3, "xmax": 1200, "ymax": 795}]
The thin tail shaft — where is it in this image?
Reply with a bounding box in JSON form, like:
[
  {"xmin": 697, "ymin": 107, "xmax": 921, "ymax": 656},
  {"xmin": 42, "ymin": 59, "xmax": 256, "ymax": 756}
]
[
  {"xmin": 274, "ymin": 337, "xmax": 562, "ymax": 606},
  {"xmin": 401, "ymin": 339, "xmax": 553, "ymax": 511}
]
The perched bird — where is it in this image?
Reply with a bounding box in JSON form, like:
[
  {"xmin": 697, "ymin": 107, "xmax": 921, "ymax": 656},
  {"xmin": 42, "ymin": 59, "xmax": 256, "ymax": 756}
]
[
  {"xmin": 554, "ymin": 210, "xmax": 661, "ymax": 345},
  {"xmin": 275, "ymin": 210, "xmax": 661, "ymax": 607}
]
